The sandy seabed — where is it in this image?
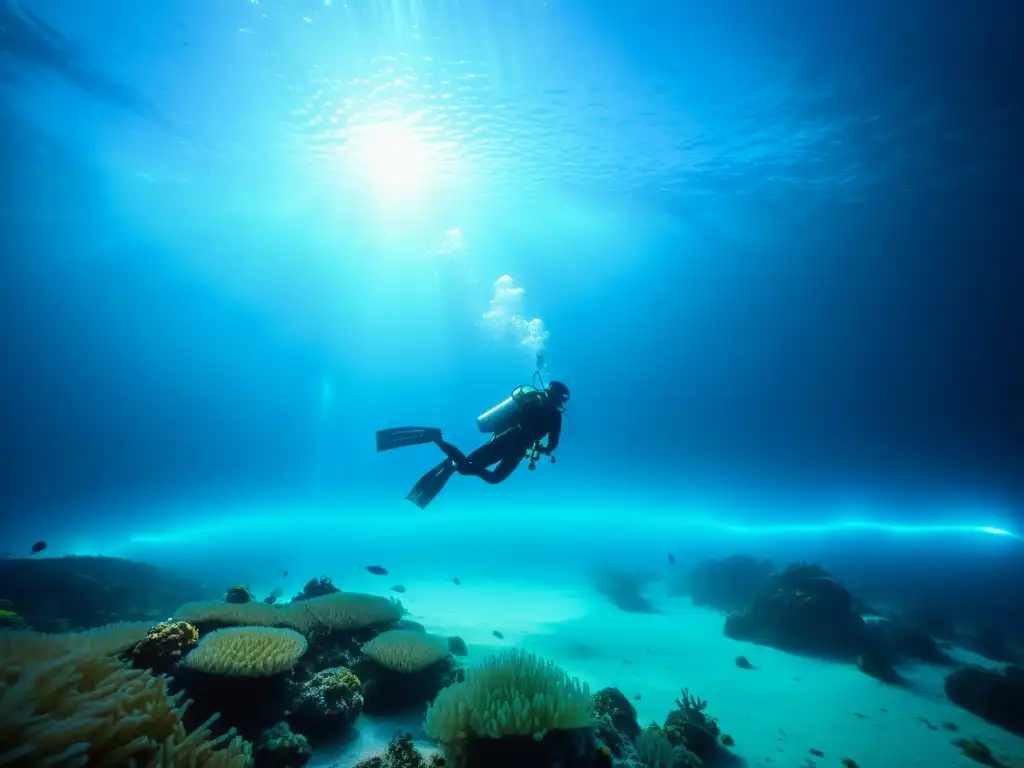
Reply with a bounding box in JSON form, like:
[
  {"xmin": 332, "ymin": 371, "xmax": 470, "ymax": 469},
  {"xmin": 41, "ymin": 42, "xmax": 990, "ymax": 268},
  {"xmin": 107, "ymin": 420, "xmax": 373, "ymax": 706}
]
[{"xmin": 327, "ymin": 579, "xmax": 1024, "ymax": 768}]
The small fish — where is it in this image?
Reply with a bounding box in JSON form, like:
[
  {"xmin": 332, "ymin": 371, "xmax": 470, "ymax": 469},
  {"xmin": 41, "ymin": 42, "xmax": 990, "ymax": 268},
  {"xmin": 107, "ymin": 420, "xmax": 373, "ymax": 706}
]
[
  {"xmin": 365, "ymin": 565, "xmax": 388, "ymax": 576},
  {"xmin": 853, "ymin": 712, "xmax": 867, "ymax": 719},
  {"xmin": 633, "ymin": 694, "xmax": 642, "ymax": 700},
  {"xmin": 283, "ymin": 570, "xmax": 289, "ymax": 578},
  {"xmin": 392, "ymin": 585, "xmax": 406, "ymax": 593},
  {"xmin": 667, "ymin": 553, "xmax": 675, "ymax": 565},
  {"xmin": 30, "ymin": 541, "xmax": 46, "ymax": 555},
  {"xmin": 492, "ymin": 630, "xmax": 504, "ymax": 639},
  {"xmin": 809, "ymin": 748, "xmax": 825, "ymax": 758},
  {"xmin": 941, "ymin": 721, "xmax": 958, "ymax": 732},
  {"xmin": 453, "ymin": 577, "xmax": 461, "ymax": 586}
]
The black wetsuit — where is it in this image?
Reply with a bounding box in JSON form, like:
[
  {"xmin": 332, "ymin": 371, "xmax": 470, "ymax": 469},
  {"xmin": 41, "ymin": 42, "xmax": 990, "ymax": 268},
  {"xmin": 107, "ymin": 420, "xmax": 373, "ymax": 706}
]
[{"xmin": 436, "ymin": 395, "xmax": 562, "ymax": 484}]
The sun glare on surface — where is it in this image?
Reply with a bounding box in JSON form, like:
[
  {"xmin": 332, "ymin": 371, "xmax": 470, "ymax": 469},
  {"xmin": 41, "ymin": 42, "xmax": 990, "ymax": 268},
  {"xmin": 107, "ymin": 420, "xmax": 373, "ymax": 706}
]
[{"xmin": 349, "ymin": 121, "xmax": 435, "ymax": 202}]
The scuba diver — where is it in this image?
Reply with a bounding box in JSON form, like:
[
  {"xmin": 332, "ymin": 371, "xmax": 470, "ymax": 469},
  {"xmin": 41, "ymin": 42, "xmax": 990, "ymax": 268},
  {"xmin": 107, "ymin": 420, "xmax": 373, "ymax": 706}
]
[{"xmin": 376, "ymin": 377, "xmax": 570, "ymax": 509}]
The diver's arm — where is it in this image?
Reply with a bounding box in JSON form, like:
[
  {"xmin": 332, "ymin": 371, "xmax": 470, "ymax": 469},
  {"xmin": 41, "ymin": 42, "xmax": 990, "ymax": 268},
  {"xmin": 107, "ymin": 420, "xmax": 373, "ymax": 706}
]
[{"xmin": 543, "ymin": 412, "xmax": 562, "ymax": 453}]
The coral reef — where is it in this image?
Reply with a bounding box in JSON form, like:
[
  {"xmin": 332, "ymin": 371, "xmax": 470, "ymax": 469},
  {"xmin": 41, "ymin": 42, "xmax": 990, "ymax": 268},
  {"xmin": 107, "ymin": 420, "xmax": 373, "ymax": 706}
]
[
  {"xmin": 358, "ymin": 630, "xmax": 458, "ymax": 715},
  {"xmin": 0, "ymin": 639, "xmax": 250, "ymax": 766},
  {"xmin": 944, "ymin": 665, "xmax": 1024, "ymax": 736},
  {"xmin": 288, "ymin": 666, "xmax": 364, "ymax": 743},
  {"xmin": 176, "ymin": 626, "xmax": 310, "ymax": 739},
  {"xmin": 128, "ymin": 619, "xmax": 199, "ymax": 675},
  {"xmin": 683, "ymin": 555, "xmax": 774, "ymax": 612},
  {"xmin": 424, "ymin": 649, "xmax": 594, "ymax": 766},
  {"xmin": 181, "ymin": 627, "xmax": 309, "ymax": 677},
  {"xmin": 362, "ymin": 630, "xmax": 452, "ymax": 674},
  {"xmin": 0, "ymin": 555, "xmax": 207, "ymax": 632},
  {"xmin": 353, "ymin": 731, "xmax": 446, "ymax": 768},
  {"xmin": 592, "ymin": 687, "xmax": 642, "ymax": 745},
  {"xmin": 254, "ymin": 722, "xmax": 312, "ymax": 768},
  {"xmin": 662, "ymin": 689, "xmax": 720, "ymax": 762}
]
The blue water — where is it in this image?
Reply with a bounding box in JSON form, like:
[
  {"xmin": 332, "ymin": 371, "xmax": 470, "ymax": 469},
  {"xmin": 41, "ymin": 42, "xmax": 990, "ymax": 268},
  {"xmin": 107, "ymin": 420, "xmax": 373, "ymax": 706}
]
[{"xmin": 2, "ymin": 0, "xmax": 1023, "ymax": 628}]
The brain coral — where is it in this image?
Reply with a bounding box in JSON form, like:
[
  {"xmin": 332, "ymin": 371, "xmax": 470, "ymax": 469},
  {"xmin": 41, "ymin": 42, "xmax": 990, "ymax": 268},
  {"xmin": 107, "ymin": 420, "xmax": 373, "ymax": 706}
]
[
  {"xmin": 180, "ymin": 627, "xmax": 308, "ymax": 677},
  {"xmin": 362, "ymin": 630, "xmax": 451, "ymax": 674},
  {"xmin": 424, "ymin": 649, "xmax": 592, "ymax": 745},
  {"xmin": 281, "ymin": 592, "xmax": 405, "ymax": 633}
]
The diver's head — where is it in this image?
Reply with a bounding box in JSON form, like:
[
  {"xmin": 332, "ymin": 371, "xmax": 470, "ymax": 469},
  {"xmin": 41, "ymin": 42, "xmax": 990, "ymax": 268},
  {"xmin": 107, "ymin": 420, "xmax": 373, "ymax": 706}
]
[{"xmin": 546, "ymin": 380, "xmax": 570, "ymax": 408}]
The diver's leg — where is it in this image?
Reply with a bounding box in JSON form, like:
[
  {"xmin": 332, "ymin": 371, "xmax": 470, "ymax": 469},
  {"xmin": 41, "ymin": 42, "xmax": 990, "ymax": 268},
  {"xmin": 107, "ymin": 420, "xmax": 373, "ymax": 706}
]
[
  {"xmin": 431, "ymin": 437, "xmax": 504, "ymax": 474},
  {"xmin": 406, "ymin": 460, "xmax": 456, "ymax": 510},
  {"xmin": 473, "ymin": 454, "xmax": 525, "ymax": 484}
]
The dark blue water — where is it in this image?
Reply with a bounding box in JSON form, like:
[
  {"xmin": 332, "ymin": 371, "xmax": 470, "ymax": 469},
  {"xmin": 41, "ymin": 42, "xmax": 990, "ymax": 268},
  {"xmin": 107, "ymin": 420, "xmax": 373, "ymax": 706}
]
[{"xmin": 1, "ymin": 0, "xmax": 1021, "ymax": 622}]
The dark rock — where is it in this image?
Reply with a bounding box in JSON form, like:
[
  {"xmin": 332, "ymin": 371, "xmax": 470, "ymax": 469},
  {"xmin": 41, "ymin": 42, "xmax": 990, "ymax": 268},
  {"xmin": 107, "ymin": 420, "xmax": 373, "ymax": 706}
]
[
  {"xmin": 862, "ymin": 619, "xmax": 954, "ymax": 665},
  {"xmin": 945, "ymin": 666, "xmax": 1024, "ymax": 736},
  {"xmin": 291, "ymin": 576, "xmax": 340, "ymax": 603},
  {"xmin": 457, "ymin": 726, "xmax": 600, "ymax": 768},
  {"xmin": 905, "ymin": 610, "xmax": 956, "ymax": 639},
  {"xmin": 176, "ymin": 667, "xmax": 292, "ymax": 741},
  {"xmin": 723, "ymin": 562, "xmax": 866, "ymax": 658},
  {"xmin": 686, "ymin": 555, "xmax": 773, "ymax": 611},
  {"xmin": 856, "ymin": 649, "xmax": 903, "ymax": 685},
  {"xmin": 592, "ymin": 687, "xmax": 641, "ymax": 745},
  {"xmin": 970, "ymin": 628, "xmax": 1015, "ymax": 663},
  {"xmin": 590, "ymin": 565, "xmax": 660, "ymax": 614},
  {"xmin": 0, "ymin": 555, "xmax": 207, "ymax": 632}
]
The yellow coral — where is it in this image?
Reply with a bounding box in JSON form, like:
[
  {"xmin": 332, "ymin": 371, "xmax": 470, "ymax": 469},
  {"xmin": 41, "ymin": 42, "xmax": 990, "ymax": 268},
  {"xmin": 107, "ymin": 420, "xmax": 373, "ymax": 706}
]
[
  {"xmin": 424, "ymin": 649, "xmax": 592, "ymax": 747},
  {"xmin": 0, "ymin": 653, "xmax": 250, "ymax": 767},
  {"xmin": 362, "ymin": 630, "xmax": 451, "ymax": 674},
  {"xmin": 180, "ymin": 627, "xmax": 308, "ymax": 677},
  {"xmin": 280, "ymin": 592, "xmax": 404, "ymax": 633}
]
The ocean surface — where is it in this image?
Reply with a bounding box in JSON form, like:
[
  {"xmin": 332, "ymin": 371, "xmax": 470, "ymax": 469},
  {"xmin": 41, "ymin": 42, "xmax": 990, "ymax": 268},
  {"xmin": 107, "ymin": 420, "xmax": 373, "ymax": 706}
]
[{"xmin": 1, "ymin": 1, "xmax": 1022, "ymax": 766}]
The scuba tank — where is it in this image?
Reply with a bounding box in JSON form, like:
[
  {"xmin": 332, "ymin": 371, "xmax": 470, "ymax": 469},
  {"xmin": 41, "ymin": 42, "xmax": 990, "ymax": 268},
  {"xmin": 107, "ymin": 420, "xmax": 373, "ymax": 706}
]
[{"xmin": 475, "ymin": 385, "xmax": 541, "ymax": 433}]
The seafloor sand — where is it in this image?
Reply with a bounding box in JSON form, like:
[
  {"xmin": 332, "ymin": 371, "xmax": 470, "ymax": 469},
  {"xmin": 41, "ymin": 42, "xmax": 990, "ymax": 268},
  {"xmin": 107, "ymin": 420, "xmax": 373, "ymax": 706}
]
[{"xmin": 329, "ymin": 578, "xmax": 1024, "ymax": 767}]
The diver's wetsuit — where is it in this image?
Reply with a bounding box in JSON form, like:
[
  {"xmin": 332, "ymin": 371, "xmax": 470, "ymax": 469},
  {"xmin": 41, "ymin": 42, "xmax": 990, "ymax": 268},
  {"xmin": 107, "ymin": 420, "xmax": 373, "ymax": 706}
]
[
  {"xmin": 377, "ymin": 381, "xmax": 568, "ymax": 509},
  {"xmin": 436, "ymin": 400, "xmax": 562, "ymax": 484}
]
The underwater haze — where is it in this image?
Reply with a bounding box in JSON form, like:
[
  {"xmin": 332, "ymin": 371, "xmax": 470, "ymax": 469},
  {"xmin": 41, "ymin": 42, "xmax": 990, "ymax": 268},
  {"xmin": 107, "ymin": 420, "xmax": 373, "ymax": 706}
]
[{"xmin": 2, "ymin": 0, "xmax": 1024, "ymax": 765}]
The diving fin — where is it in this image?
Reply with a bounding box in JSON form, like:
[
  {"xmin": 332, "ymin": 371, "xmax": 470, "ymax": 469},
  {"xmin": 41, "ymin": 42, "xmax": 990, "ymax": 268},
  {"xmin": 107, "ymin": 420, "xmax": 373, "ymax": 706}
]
[
  {"xmin": 375, "ymin": 426, "xmax": 442, "ymax": 452},
  {"xmin": 406, "ymin": 461, "xmax": 456, "ymax": 510}
]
